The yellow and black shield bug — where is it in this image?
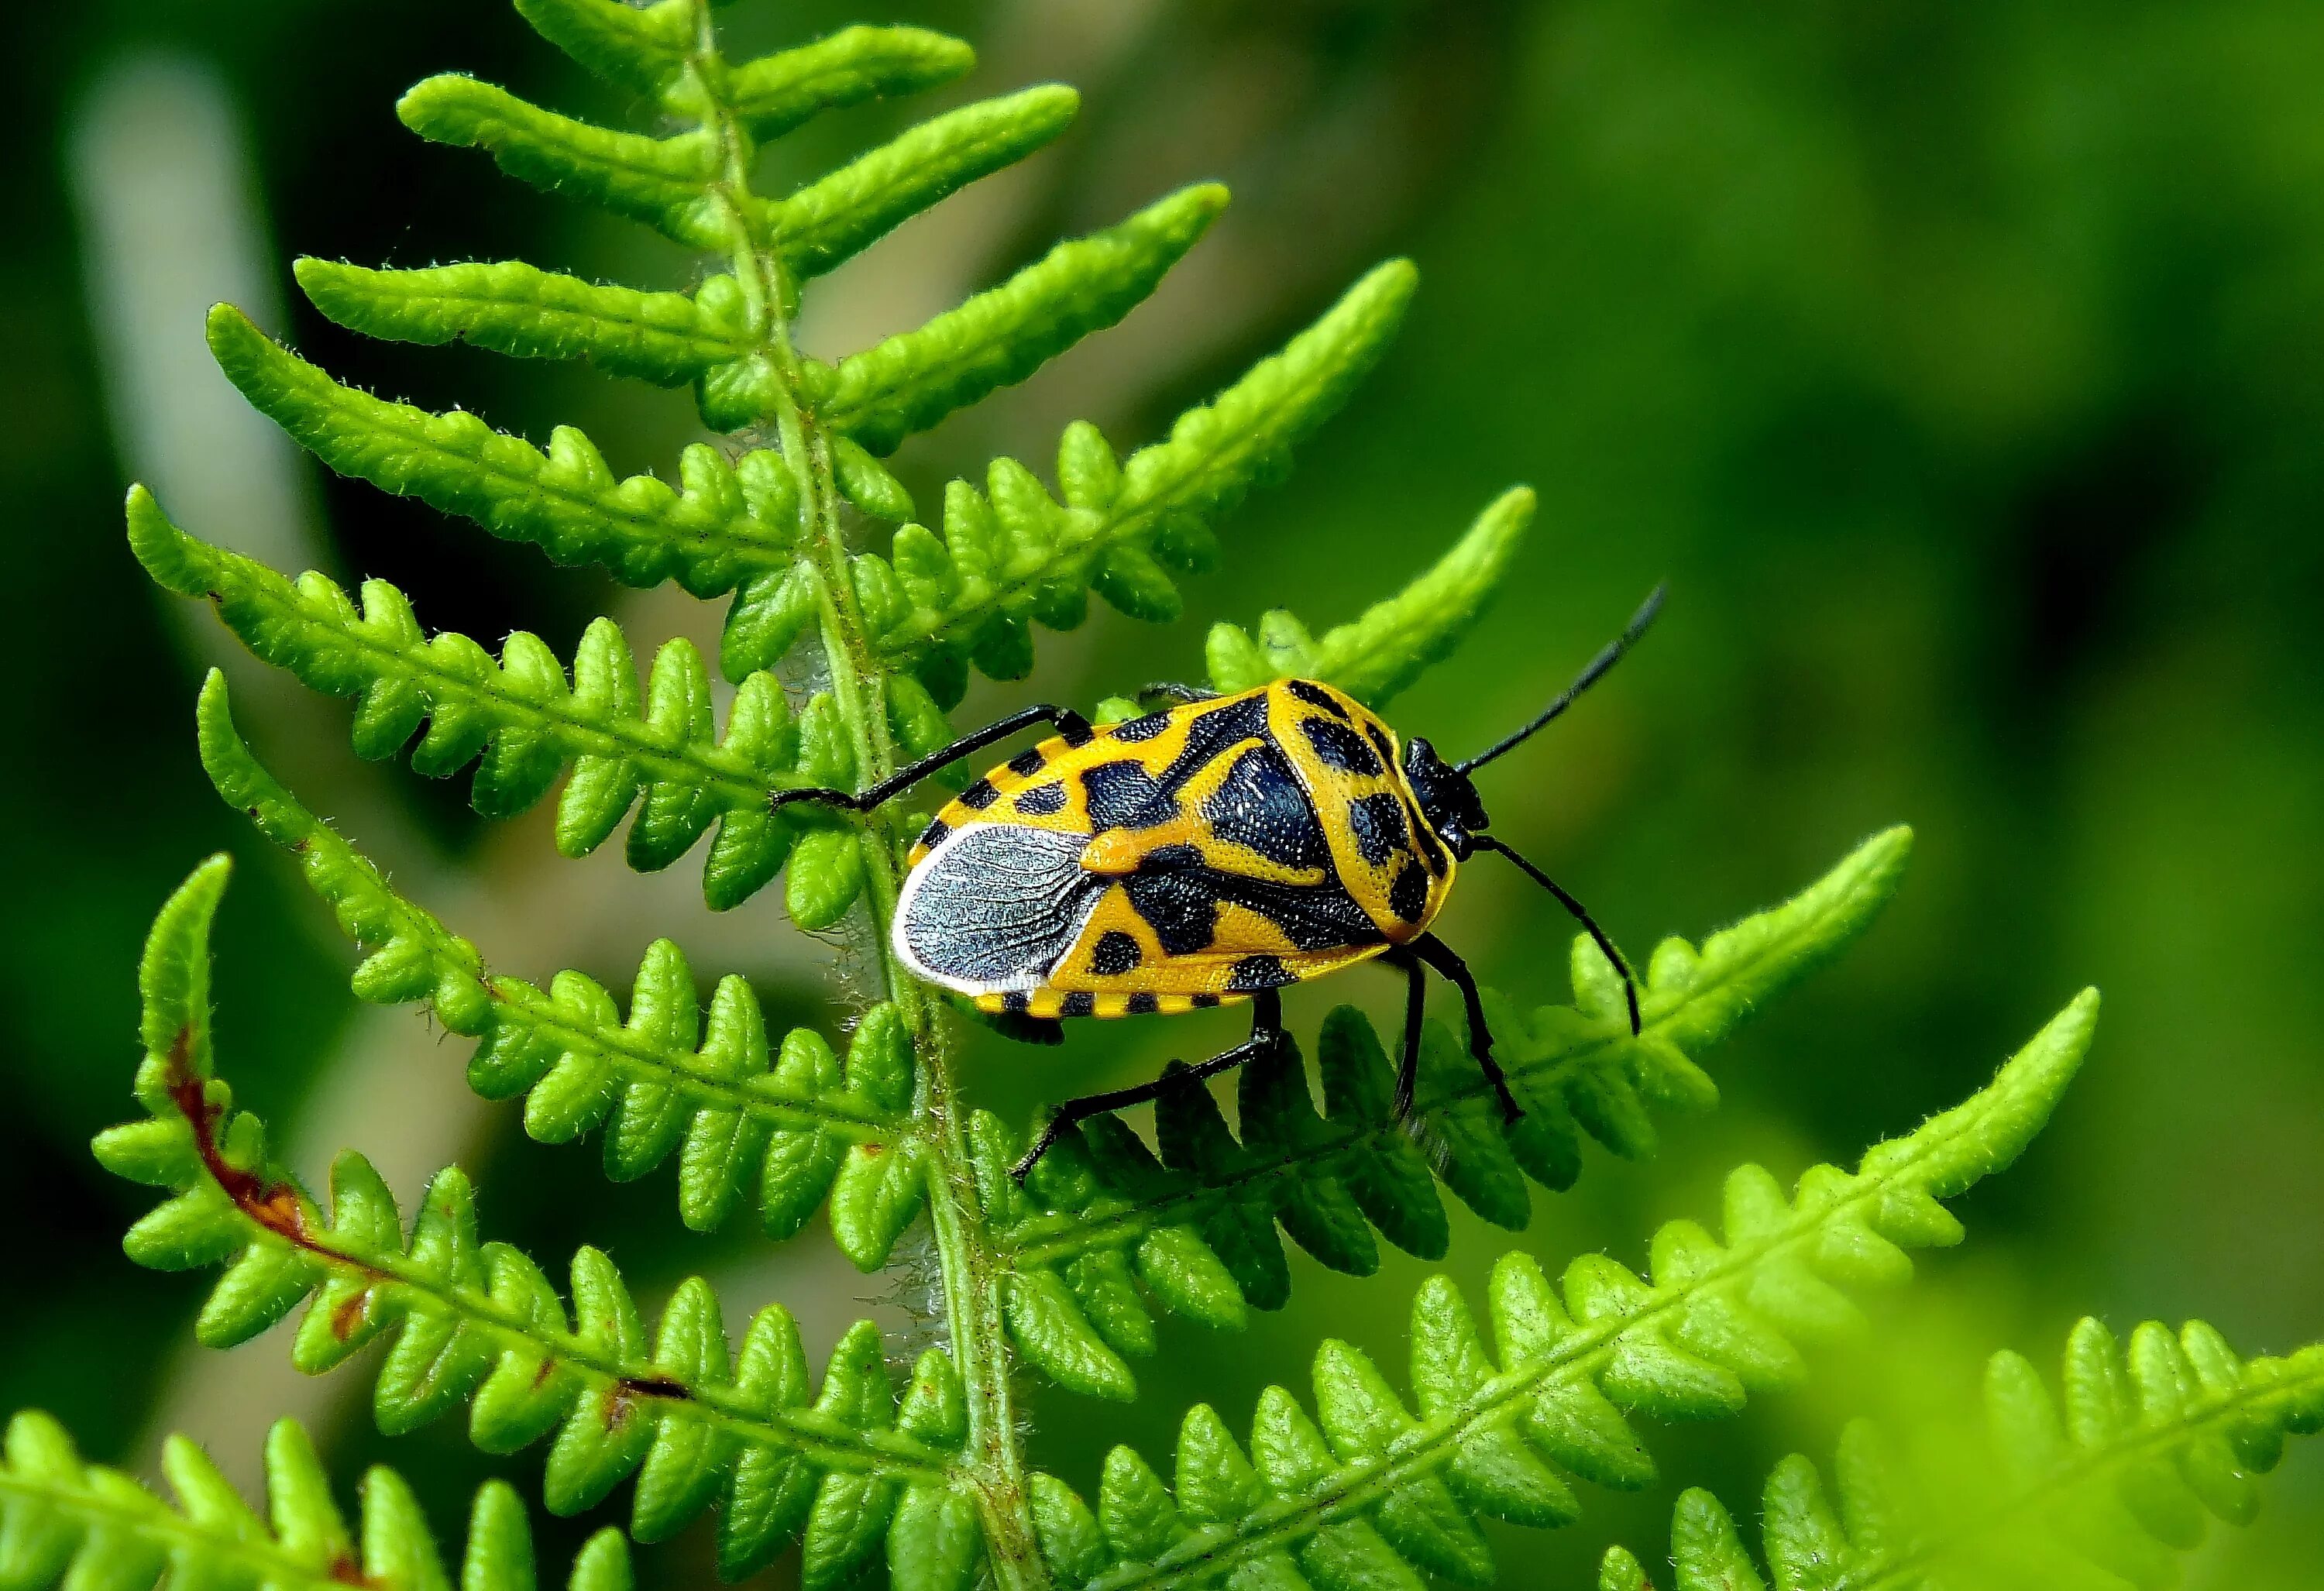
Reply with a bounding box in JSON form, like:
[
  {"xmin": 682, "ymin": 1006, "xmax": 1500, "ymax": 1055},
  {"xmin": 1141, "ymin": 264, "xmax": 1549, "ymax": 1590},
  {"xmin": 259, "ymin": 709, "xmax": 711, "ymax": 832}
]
[{"xmin": 772, "ymin": 586, "xmax": 1666, "ymax": 1179}]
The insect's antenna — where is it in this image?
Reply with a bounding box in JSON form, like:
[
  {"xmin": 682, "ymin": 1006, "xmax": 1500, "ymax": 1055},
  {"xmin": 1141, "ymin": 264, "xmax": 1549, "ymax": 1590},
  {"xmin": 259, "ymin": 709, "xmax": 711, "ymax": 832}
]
[
  {"xmin": 1455, "ymin": 582, "xmax": 1667, "ymax": 775},
  {"xmin": 1469, "ymin": 835, "xmax": 1642, "ymax": 1036}
]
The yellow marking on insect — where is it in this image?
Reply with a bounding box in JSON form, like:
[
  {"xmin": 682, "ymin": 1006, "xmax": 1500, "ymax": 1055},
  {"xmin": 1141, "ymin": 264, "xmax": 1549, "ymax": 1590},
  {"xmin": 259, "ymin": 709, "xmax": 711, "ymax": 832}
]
[
  {"xmin": 897, "ymin": 679, "xmax": 1458, "ymax": 1010},
  {"xmin": 1081, "ymin": 830, "xmax": 1143, "ymax": 876}
]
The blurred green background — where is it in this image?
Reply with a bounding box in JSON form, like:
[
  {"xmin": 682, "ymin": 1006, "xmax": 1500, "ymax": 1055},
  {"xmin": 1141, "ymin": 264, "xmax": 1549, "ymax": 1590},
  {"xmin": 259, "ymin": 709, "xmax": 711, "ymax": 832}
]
[{"xmin": 5, "ymin": 0, "xmax": 2322, "ymax": 1582}]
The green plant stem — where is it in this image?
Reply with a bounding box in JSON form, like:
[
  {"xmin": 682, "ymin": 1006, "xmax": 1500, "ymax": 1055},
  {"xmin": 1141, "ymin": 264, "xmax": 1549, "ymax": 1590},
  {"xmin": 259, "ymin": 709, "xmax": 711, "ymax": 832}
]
[{"xmin": 681, "ymin": 4, "xmax": 1041, "ymax": 1580}]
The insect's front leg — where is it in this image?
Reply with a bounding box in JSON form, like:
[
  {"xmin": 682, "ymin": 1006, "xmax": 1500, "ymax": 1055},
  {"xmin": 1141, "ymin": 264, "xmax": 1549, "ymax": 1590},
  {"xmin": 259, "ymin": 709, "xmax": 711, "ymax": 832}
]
[
  {"xmin": 1410, "ymin": 935, "xmax": 1524, "ymax": 1123},
  {"xmin": 768, "ymin": 703, "xmax": 1095, "ymax": 815},
  {"xmin": 1010, "ymin": 991, "xmax": 1284, "ymax": 1183}
]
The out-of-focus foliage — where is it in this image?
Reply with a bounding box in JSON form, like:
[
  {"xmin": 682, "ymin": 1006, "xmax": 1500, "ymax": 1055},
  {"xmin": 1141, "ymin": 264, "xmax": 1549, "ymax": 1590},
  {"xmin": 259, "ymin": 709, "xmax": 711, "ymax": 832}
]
[{"xmin": 1604, "ymin": 1315, "xmax": 2324, "ymax": 1589}]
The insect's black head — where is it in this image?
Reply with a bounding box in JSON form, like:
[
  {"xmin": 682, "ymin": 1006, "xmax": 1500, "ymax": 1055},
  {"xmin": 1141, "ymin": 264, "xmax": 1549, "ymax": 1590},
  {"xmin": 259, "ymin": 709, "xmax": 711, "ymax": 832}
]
[{"xmin": 1404, "ymin": 736, "xmax": 1490, "ymax": 857}]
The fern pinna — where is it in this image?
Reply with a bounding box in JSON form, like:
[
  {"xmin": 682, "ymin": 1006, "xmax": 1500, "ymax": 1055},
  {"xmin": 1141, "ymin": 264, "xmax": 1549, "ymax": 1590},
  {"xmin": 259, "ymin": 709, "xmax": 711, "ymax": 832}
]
[{"xmin": 15, "ymin": 2, "xmax": 2310, "ymax": 1589}]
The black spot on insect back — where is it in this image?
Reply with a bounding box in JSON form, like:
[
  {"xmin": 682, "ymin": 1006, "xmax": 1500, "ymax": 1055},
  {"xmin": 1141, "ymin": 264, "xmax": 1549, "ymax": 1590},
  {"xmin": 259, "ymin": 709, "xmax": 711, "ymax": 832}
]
[
  {"xmin": 1014, "ymin": 782, "xmax": 1066, "ymax": 816},
  {"xmin": 1060, "ymin": 991, "xmax": 1095, "ymax": 1017},
  {"xmin": 1388, "ymin": 860, "xmax": 1430, "ymax": 923},
  {"xmin": 1229, "ymin": 954, "xmax": 1295, "ymax": 991},
  {"xmin": 1346, "ymin": 792, "xmax": 1410, "ymax": 865},
  {"xmin": 1300, "ymin": 716, "xmax": 1384, "ymax": 775},
  {"xmin": 1121, "ymin": 844, "xmax": 1219, "ymax": 953},
  {"xmin": 1156, "ymin": 695, "xmax": 1271, "ymax": 788},
  {"xmin": 960, "ymin": 778, "xmax": 1000, "ymax": 810},
  {"xmin": 1202, "ymin": 871, "xmax": 1381, "ymax": 950},
  {"xmin": 1091, "ymin": 930, "xmax": 1142, "ymax": 975},
  {"xmin": 1122, "ymin": 874, "xmax": 1219, "ymax": 954},
  {"xmin": 1191, "ymin": 993, "xmax": 1221, "ymax": 1009},
  {"xmin": 1110, "ymin": 710, "xmax": 1173, "ymax": 742},
  {"xmin": 1202, "ymin": 744, "xmax": 1331, "ymax": 871},
  {"xmin": 1126, "ymin": 992, "xmax": 1159, "ymax": 1015},
  {"xmin": 1006, "ymin": 747, "xmax": 1047, "ymax": 778},
  {"xmin": 918, "ymin": 817, "xmax": 952, "ymax": 850},
  {"xmin": 1083, "ymin": 761, "xmax": 1174, "ymax": 830},
  {"xmin": 1285, "ymin": 679, "xmax": 1351, "ymax": 719}
]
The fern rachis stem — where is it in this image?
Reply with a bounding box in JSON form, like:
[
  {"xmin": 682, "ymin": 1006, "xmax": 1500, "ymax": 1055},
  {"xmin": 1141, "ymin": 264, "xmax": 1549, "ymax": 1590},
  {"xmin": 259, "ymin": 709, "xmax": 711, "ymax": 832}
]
[{"xmin": 679, "ymin": 2, "xmax": 1043, "ymax": 1576}]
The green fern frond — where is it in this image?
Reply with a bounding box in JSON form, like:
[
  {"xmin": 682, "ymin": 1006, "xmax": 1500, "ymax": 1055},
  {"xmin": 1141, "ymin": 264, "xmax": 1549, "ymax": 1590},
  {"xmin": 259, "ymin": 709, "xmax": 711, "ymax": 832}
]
[
  {"xmin": 1018, "ymin": 989, "xmax": 2095, "ymax": 1586},
  {"xmin": 207, "ymin": 308, "xmax": 799, "ymax": 595},
  {"xmin": 817, "ymin": 184, "xmax": 1229, "ymax": 455},
  {"xmin": 134, "ymin": 505, "xmax": 863, "ymax": 912},
  {"xmin": 393, "ymin": 31, "xmax": 1062, "ymax": 270},
  {"xmin": 296, "ymin": 259, "xmax": 755, "ymax": 387},
  {"xmin": 506, "ymin": 0, "xmax": 692, "ymax": 100},
  {"xmin": 511, "ymin": 4, "xmax": 972, "ymax": 133},
  {"xmin": 96, "ymin": 858, "xmax": 982, "ymax": 1585},
  {"xmin": 1634, "ymin": 1314, "xmax": 2324, "ymax": 1591},
  {"xmin": 0, "ymin": 1412, "xmax": 631, "ymax": 1591},
  {"xmin": 398, "ymin": 75, "xmax": 727, "ymax": 248},
  {"xmin": 186, "ymin": 0, "xmax": 1415, "ymax": 709},
  {"xmin": 1205, "ymin": 484, "xmax": 1535, "ymax": 707},
  {"xmin": 978, "ymin": 828, "xmax": 1913, "ymax": 1397},
  {"xmin": 837, "ymin": 260, "xmax": 1418, "ymax": 702},
  {"xmin": 194, "ymin": 681, "xmax": 917, "ymax": 1260},
  {"xmin": 99, "ymin": 9, "xmax": 2142, "ymax": 1590},
  {"xmin": 719, "ymin": 26, "xmax": 978, "ymax": 139},
  {"xmin": 764, "ymin": 86, "xmax": 1080, "ymax": 282}
]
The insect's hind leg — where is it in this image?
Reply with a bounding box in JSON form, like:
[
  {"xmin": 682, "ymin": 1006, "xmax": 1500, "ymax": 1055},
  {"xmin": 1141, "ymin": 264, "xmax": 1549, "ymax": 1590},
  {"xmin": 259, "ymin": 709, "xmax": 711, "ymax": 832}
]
[
  {"xmin": 1010, "ymin": 991, "xmax": 1284, "ymax": 1183},
  {"xmin": 768, "ymin": 703, "xmax": 1095, "ymax": 815},
  {"xmin": 1410, "ymin": 935, "xmax": 1524, "ymax": 1123},
  {"xmin": 1382, "ymin": 947, "xmax": 1429, "ymax": 1122}
]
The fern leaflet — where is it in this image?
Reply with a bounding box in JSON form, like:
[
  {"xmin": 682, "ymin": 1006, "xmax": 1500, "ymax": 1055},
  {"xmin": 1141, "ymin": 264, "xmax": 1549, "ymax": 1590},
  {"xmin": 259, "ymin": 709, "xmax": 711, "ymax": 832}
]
[
  {"xmin": 207, "ymin": 305, "xmax": 800, "ymax": 594},
  {"xmin": 0, "ymin": 1414, "xmax": 630, "ymax": 1591}
]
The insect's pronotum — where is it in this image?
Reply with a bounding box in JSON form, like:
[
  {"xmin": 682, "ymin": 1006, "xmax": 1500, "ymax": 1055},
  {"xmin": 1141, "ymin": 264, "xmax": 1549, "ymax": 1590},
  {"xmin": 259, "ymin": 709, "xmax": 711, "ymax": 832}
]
[{"xmin": 774, "ymin": 587, "xmax": 1666, "ymax": 1179}]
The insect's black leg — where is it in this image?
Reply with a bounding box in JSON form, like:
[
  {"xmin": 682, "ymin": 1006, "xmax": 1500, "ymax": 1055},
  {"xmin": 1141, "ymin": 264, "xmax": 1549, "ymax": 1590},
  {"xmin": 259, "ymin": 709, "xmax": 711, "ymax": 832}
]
[
  {"xmin": 1410, "ymin": 934, "xmax": 1524, "ymax": 1123},
  {"xmin": 1011, "ymin": 991, "xmax": 1283, "ymax": 1183},
  {"xmin": 1380, "ymin": 947, "xmax": 1428, "ymax": 1122},
  {"xmin": 768, "ymin": 703, "xmax": 1095, "ymax": 815},
  {"xmin": 1467, "ymin": 836, "xmax": 1642, "ymax": 1035}
]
